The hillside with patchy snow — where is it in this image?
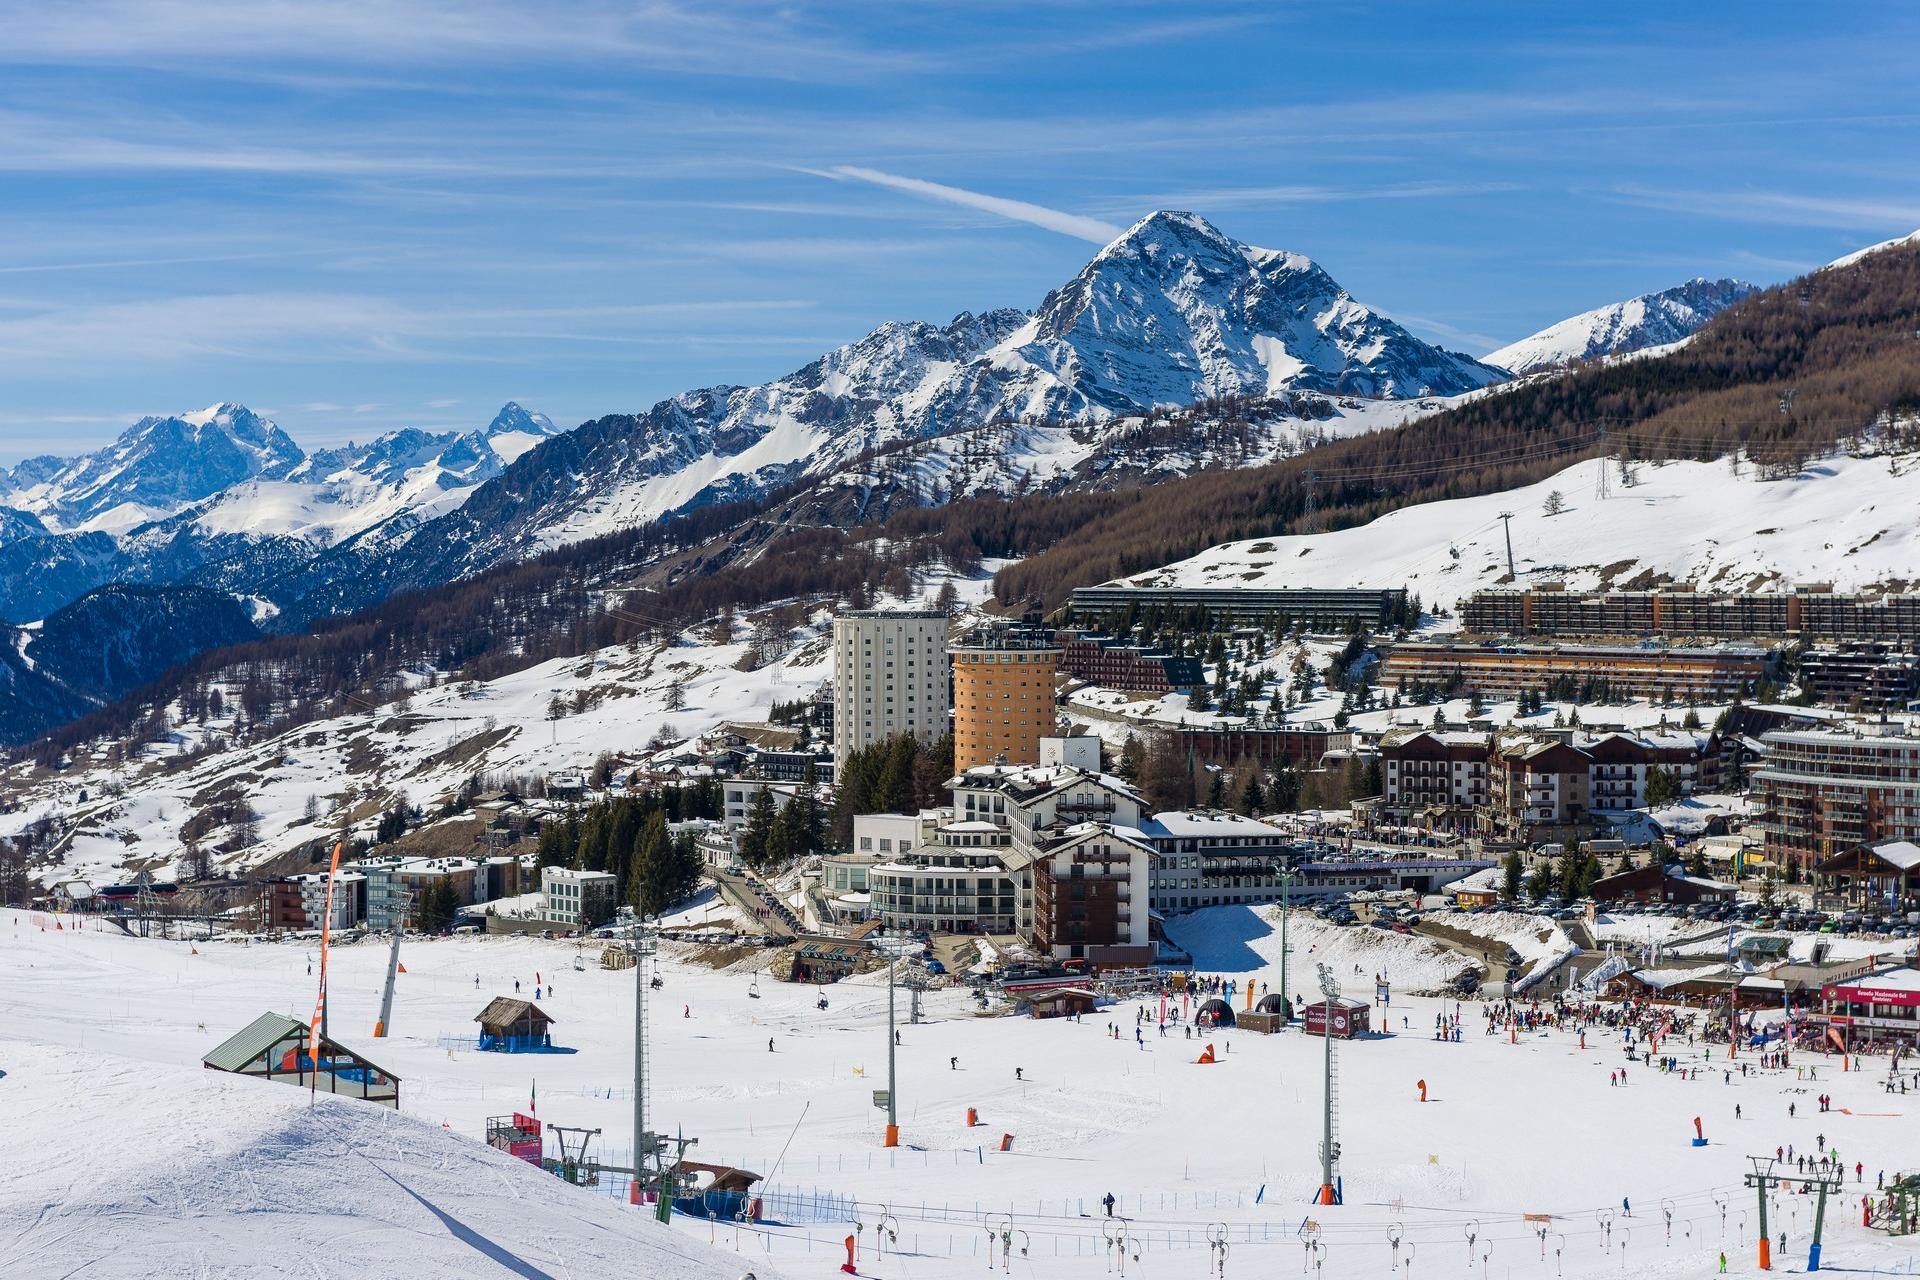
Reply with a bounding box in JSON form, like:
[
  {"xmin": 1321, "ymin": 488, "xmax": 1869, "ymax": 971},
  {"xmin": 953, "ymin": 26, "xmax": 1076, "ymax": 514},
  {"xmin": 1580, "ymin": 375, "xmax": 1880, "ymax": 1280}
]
[{"xmin": 1120, "ymin": 449, "xmax": 1920, "ymax": 610}]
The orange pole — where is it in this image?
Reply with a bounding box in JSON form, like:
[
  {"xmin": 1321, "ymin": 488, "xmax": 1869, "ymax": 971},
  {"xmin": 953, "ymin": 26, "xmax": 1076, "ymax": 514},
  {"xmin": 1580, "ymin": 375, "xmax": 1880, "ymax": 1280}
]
[{"xmin": 884, "ymin": 1123, "xmax": 899, "ymax": 1148}]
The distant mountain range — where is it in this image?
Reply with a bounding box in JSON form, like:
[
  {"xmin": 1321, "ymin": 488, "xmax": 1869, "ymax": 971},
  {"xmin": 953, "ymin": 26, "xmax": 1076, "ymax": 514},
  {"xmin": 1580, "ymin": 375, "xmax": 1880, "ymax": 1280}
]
[
  {"xmin": 0, "ymin": 402, "xmax": 554, "ymax": 622},
  {"xmin": 246, "ymin": 212, "xmax": 1520, "ymax": 614},
  {"xmin": 0, "ymin": 213, "xmax": 1766, "ymax": 744},
  {"xmin": 1483, "ymin": 277, "xmax": 1758, "ymax": 375}
]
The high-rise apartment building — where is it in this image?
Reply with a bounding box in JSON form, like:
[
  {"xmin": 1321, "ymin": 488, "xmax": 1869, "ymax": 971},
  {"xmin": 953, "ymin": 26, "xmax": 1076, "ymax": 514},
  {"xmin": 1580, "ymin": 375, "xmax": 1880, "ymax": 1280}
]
[
  {"xmin": 950, "ymin": 624, "xmax": 1061, "ymax": 770},
  {"xmin": 832, "ymin": 610, "xmax": 951, "ymax": 768},
  {"xmin": 1755, "ymin": 725, "xmax": 1920, "ymax": 872}
]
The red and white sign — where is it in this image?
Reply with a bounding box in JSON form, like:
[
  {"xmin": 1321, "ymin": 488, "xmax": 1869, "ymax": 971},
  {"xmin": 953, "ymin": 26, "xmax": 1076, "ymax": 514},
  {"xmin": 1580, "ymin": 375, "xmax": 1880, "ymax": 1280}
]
[{"xmin": 1824, "ymin": 984, "xmax": 1920, "ymax": 1008}]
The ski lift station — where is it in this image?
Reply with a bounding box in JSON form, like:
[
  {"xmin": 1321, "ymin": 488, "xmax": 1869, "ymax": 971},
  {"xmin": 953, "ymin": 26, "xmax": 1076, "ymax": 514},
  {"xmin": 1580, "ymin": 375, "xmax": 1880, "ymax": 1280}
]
[
  {"xmin": 789, "ymin": 937, "xmax": 868, "ymax": 983},
  {"xmin": 202, "ymin": 1011, "xmax": 401, "ymax": 1108},
  {"xmin": 474, "ymin": 997, "xmax": 557, "ymax": 1052}
]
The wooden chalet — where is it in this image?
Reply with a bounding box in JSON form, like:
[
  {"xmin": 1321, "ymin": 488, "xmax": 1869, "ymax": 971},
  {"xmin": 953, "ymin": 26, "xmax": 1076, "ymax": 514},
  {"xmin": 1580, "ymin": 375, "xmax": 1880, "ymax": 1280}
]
[{"xmin": 474, "ymin": 997, "xmax": 556, "ymax": 1051}]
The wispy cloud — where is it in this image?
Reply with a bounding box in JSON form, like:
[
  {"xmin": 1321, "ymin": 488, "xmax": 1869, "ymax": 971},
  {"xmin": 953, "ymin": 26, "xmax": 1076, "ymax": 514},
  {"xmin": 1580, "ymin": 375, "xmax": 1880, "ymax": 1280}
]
[
  {"xmin": 0, "ymin": 293, "xmax": 825, "ymax": 365},
  {"xmin": 1604, "ymin": 185, "xmax": 1920, "ymax": 233},
  {"xmin": 0, "ymin": 1, "xmax": 919, "ymax": 84},
  {"xmin": 813, "ymin": 166, "xmax": 1124, "ymax": 243},
  {"xmin": 1114, "ymin": 180, "xmax": 1525, "ymax": 212},
  {"xmin": 0, "ymin": 249, "xmax": 299, "ymax": 274},
  {"xmin": 1393, "ymin": 314, "xmax": 1509, "ymax": 356}
]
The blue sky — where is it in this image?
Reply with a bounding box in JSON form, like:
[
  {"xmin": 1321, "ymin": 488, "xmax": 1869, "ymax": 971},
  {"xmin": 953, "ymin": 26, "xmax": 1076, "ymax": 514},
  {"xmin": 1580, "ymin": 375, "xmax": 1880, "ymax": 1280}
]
[{"xmin": 1, "ymin": 1, "xmax": 1918, "ymax": 463}]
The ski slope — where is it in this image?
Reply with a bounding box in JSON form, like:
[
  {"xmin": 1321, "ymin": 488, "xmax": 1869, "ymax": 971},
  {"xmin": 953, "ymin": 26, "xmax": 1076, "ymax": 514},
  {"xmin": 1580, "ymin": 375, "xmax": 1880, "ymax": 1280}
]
[
  {"xmin": 4, "ymin": 908, "xmax": 1917, "ymax": 1279},
  {"xmin": 1123, "ymin": 450, "xmax": 1920, "ymax": 609},
  {"xmin": 0, "ymin": 1037, "xmax": 779, "ymax": 1279}
]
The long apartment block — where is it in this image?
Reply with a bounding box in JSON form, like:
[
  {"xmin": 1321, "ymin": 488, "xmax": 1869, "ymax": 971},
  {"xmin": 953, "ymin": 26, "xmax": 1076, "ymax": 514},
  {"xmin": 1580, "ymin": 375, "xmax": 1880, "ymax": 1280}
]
[
  {"xmin": 1068, "ymin": 585, "xmax": 1406, "ymax": 631},
  {"xmin": 1462, "ymin": 584, "xmax": 1920, "ymax": 642},
  {"xmin": 1379, "ymin": 639, "xmax": 1774, "ymax": 701}
]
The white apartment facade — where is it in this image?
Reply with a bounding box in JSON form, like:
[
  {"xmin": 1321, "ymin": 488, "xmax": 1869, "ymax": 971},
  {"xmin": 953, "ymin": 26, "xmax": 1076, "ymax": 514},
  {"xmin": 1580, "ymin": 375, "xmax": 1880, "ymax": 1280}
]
[
  {"xmin": 832, "ymin": 609, "xmax": 951, "ymax": 769},
  {"xmin": 542, "ymin": 866, "xmax": 618, "ymax": 929}
]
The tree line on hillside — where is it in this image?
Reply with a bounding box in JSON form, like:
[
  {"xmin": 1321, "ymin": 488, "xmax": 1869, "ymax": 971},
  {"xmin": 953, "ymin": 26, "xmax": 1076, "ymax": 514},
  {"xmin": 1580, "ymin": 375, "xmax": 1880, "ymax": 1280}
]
[
  {"xmin": 830, "ymin": 735, "xmax": 954, "ymax": 847},
  {"xmin": 534, "ymin": 790, "xmax": 714, "ymax": 922}
]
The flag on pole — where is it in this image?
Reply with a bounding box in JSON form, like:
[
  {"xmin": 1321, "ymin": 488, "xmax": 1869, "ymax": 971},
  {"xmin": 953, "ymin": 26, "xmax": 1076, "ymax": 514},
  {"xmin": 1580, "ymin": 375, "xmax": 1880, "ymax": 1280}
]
[
  {"xmin": 308, "ymin": 839, "xmax": 345, "ymax": 1066},
  {"xmin": 530, "ymin": 1078, "xmax": 537, "ymax": 1116}
]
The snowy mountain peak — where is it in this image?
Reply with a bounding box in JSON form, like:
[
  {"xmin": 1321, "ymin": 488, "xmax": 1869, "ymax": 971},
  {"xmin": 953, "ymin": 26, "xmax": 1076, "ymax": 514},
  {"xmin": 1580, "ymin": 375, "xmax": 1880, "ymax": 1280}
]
[
  {"xmin": 486, "ymin": 401, "xmax": 557, "ymax": 438},
  {"xmin": 4, "ymin": 403, "xmax": 304, "ymax": 533},
  {"xmin": 1025, "ymin": 210, "xmax": 1500, "ymax": 405},
  {"xmin": 1095, "ymin": 210, "xmax": 1316, "ymax": 277},
  {"xmin": 1484, "ymin": 277, "xmax": 1758, "ymax": 375}
]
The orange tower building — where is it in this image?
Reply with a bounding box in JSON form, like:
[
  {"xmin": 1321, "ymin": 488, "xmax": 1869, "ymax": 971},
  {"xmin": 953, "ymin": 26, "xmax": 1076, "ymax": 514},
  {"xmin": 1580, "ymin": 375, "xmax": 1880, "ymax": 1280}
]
[{"xmin": 950, "ymin": 625, "xmax": 1061, "ymax": 770}]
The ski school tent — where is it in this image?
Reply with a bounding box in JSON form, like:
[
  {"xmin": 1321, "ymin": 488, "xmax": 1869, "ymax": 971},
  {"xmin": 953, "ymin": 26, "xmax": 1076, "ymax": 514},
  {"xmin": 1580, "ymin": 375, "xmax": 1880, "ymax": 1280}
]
[
  {"xmin": 1195, "ymin": 998, "xmax": 1235, "ymax": 1028},
  {"xmin": 1255, "ymin": 993, "xmax": 1292, "ymax": 1015}
]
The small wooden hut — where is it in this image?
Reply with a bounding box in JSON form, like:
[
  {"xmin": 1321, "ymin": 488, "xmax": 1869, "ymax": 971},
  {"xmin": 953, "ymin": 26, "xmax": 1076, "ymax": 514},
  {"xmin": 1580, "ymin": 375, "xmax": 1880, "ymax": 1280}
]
[{"xmin": 474, "ymin": 997, "xmax": 555, "ymax": 1051}]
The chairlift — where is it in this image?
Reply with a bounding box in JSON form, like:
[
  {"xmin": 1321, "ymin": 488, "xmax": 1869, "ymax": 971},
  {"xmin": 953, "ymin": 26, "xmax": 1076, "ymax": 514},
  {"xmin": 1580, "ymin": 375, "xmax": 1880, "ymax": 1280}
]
[{"xmin": 748, "ymin": 973, "xmax": 761, "ymax": 999}]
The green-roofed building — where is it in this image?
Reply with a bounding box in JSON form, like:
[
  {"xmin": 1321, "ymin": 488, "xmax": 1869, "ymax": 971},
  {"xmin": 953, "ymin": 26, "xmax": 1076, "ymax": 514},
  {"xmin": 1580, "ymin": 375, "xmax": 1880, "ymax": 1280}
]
[{"xmin": 202, "ymin": 1011, "xmax": 401, "ymax": 1108}]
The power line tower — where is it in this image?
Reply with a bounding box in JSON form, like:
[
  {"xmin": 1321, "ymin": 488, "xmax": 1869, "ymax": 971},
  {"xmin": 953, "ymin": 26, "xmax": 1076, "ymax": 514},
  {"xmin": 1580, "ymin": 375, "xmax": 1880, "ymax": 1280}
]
[
  {"xmin": 1315, "ymin": 963, "xmax": 1343, "ymax": 1205},
  {"xmin": 630, "ymin": 930, "xmax": 666, "ymax": 1214},
  {"xmin": 1497, "ymin": 512, "xmax": 1517, "ymax": 578},
  {"xmin": 1594, "ymin": 426, "xmax": 1612, "ymax": 501}
]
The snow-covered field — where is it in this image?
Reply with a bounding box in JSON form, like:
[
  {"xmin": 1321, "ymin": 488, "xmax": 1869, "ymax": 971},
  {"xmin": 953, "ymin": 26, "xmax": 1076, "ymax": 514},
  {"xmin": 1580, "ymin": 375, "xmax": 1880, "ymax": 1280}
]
[
  {"xmin": 6, "ymin": 907, "xmax": 1918, "ymax": 1279},
  {"xmin": 1123, "ymin": 450, "xmax": 1920, "ymax": 608}
]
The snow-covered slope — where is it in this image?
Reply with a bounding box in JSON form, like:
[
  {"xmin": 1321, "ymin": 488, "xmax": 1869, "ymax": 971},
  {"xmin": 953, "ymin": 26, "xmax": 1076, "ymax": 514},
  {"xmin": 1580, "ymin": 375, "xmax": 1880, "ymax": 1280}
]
[
  {"xmin": 1824, "ymin": 226, "xmax": 1920, "ymax": 270},
  {"xmin": 1484, "ymin": 278, "xmax": 1756, "ymax": 374},
  {"xmin": 1122, "ymin": 449, "xmax": 1920, "ymax": 609},
  {"xmin": 0, "ymin": 572, "xmax": 992, "ymax": 886},
  {"xmin": 0, "ymin": 1038, "xmax": 775, "ymax": 1280}
]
